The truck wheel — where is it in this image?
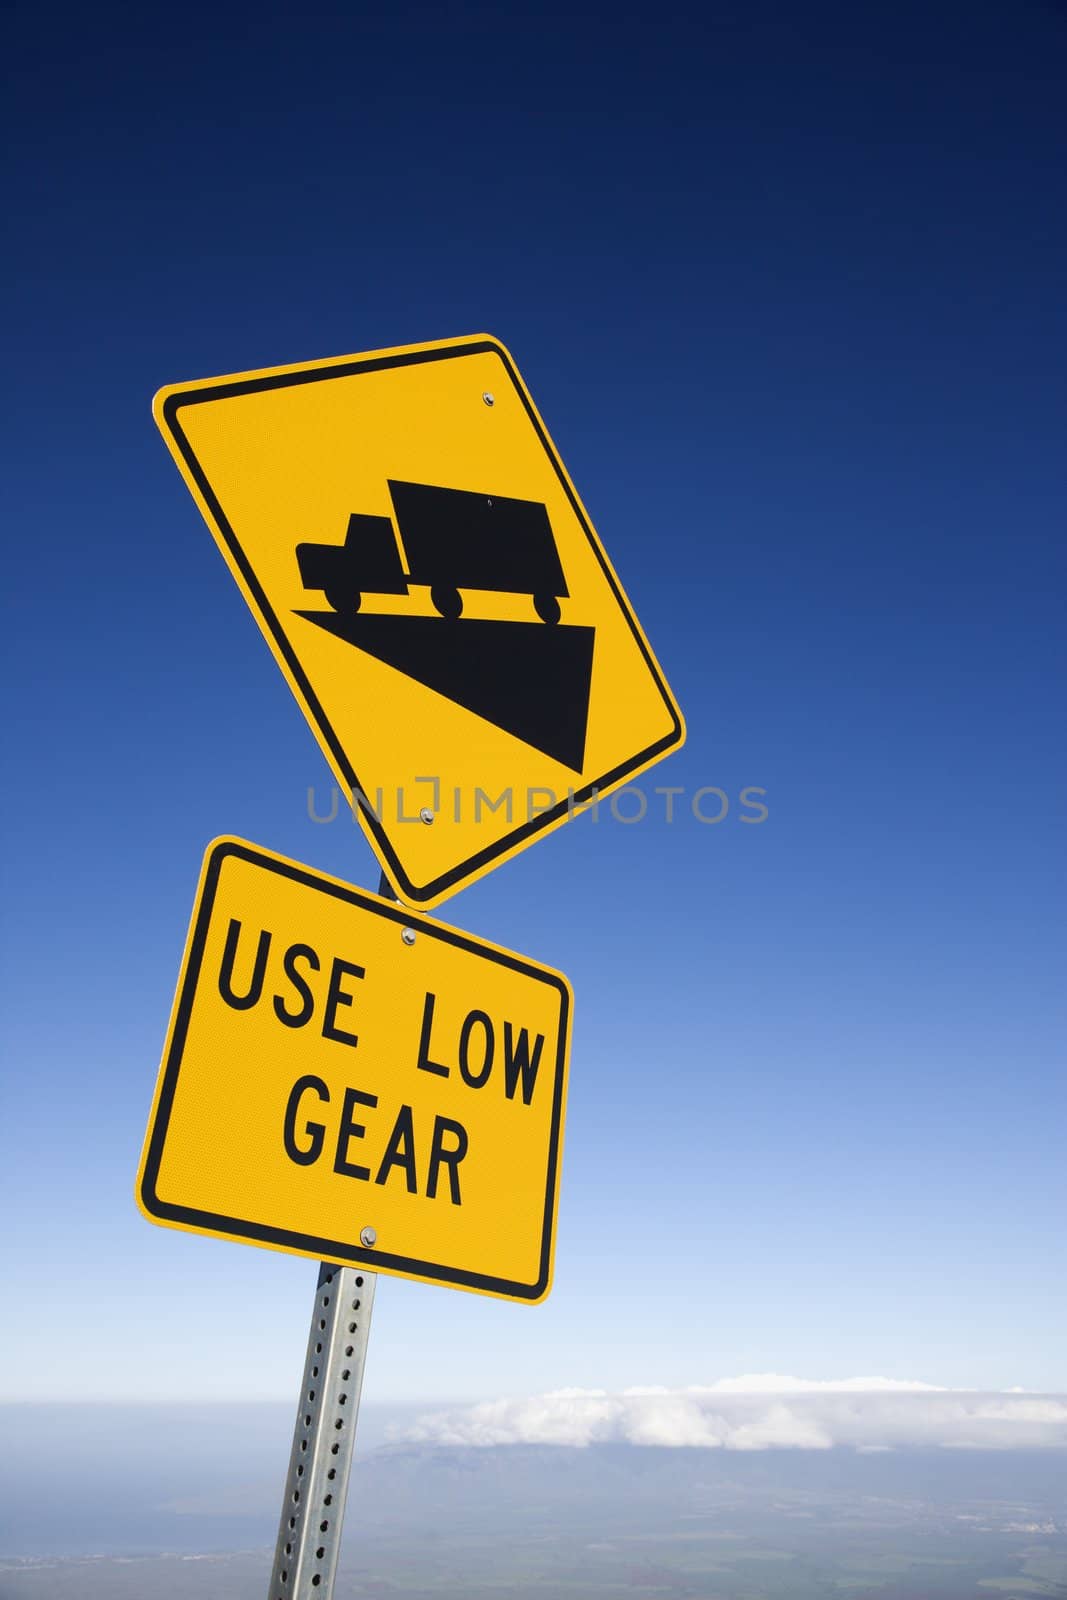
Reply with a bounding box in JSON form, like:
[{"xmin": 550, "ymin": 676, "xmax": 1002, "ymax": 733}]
[
  {"xmin": 325, "ymin": 586, "xmax": 362, "ymax": 614},
  {"xmin": 534, "ymin": 593, "xmax": 561, "ymax": 625},
  {"xmin": 431, "ymin": 586, "xmax": 463, "ymax": 620}
]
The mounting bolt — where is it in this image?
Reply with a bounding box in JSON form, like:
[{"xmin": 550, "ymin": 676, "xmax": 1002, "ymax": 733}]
[
  {"xmin": 482, "ymin": 391, "xmax": 494, "ymax": 406},
  {"xmin": 419, "ymin": 807, "xmax": 435, "ymax": 824},
  {"xmin": 401, "ymin": 927, "xmax": 417, "ymax": 946},
  {"xmin": 360, "ymin": 1227, "xmax": 377, "ymax": 1248}
]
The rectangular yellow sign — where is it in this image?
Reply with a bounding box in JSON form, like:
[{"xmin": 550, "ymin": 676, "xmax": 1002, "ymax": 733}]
[{"xmin": 137, "ymin": 839, "xmax": 571, "ymax": 1302}]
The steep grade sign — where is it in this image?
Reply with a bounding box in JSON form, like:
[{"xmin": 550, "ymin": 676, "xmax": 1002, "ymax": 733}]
[
  {"xmin": 154, "ymin": 335, "xmax": 685, "ymax": 907},
  {"xmin": 137, "ymin": 839, "xmax": 572, "ymax": 1302}
]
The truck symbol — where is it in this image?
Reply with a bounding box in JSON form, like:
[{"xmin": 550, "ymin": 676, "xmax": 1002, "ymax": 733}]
[{"xmin": 296, "ymin": 480, "xmax": 568, "ymax": 625}]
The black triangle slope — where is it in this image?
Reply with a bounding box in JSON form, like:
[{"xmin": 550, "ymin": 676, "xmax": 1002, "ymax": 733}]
[{"xmin": 296, "ymin": 613, "xmax": 596, "ymax": 773}]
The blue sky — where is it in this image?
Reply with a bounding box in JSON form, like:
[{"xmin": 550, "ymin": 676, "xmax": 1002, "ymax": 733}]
[{"xmin": 2, "ymin": 0, "xmax": 1065, "ymax": 1406}]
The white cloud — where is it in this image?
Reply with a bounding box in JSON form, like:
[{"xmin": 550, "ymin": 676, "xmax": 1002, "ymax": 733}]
[
  {"xmin": 399, "ymin": 1377, "xmax": 1067, "ymax": 1453},
  {"xmin": 688, "ymin": 1374, "xmax": 944, "ymax": 1395}
]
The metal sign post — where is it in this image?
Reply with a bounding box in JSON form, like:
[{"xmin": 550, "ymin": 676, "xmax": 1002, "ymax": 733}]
[
  {"xmin": 267, "ymin": 867, "xmax": 394, "ymax": 1599},
  {"xmin": 268, "ymin": 1262, "xmax": 376, "ymax": 1598}
]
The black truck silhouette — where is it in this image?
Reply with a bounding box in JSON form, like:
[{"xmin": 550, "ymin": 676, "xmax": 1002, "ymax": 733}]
[{"xmin": 296, "ymin": 480, "xmax": 568, "ymax": 624}]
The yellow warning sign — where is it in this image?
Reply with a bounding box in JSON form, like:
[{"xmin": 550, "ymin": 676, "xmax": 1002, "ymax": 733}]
[
  {"xmin": 154, "ymin": 335, "xmax": 685, "ymax": 907},
  {"xmin": 137, "ymin": 839, "xmax": 571, "ymax": 1303}
]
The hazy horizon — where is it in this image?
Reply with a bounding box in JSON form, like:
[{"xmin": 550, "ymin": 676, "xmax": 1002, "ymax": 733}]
[{"xmin": 3, "ymin": 1404, "xmax": 1065, "ymax": 1597}]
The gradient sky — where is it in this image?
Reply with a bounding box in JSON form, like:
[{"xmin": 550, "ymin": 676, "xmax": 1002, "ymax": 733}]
[{"xmin": 2, "ymin": 0, "xmax": 1065, "ymax": 1407}]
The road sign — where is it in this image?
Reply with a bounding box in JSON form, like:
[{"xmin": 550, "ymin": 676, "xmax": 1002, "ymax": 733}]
[
  {"xmin": 137, "ymin": 838, "xmax": 572, "ymax": 1303},
  {"xmin": 154, "ymin": 334, "xmax": 685, "ymax": 907}
]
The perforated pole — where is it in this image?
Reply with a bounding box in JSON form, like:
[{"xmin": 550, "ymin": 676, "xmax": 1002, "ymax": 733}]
[
  {"xmin": 268, "ymin": 871, "xmax": 394, "ymax": 1598},
  {"xmin": 267, "ymin": 1262, "xmax": 376, "ymax": 1598}
]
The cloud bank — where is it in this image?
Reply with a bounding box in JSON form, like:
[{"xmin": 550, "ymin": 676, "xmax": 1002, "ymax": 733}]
[{"xmin": 400, "ymin": 1376, "xmax": 1067, "ymax": 1453}]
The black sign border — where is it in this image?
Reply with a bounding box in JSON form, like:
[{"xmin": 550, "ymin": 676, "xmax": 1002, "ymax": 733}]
[
  {"xmin": 140, "ymin": 838, "xmax": 570, "ymax": 1302},
  {"xmin": 158, "ymin": 336, "xmax": 684, "ymax": 905}
]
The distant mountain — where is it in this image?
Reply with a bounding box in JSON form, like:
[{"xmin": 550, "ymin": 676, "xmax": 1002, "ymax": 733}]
[{"xmin": 350, "ymin": 1438, "xmax": 1067, "ymax": 1533}]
